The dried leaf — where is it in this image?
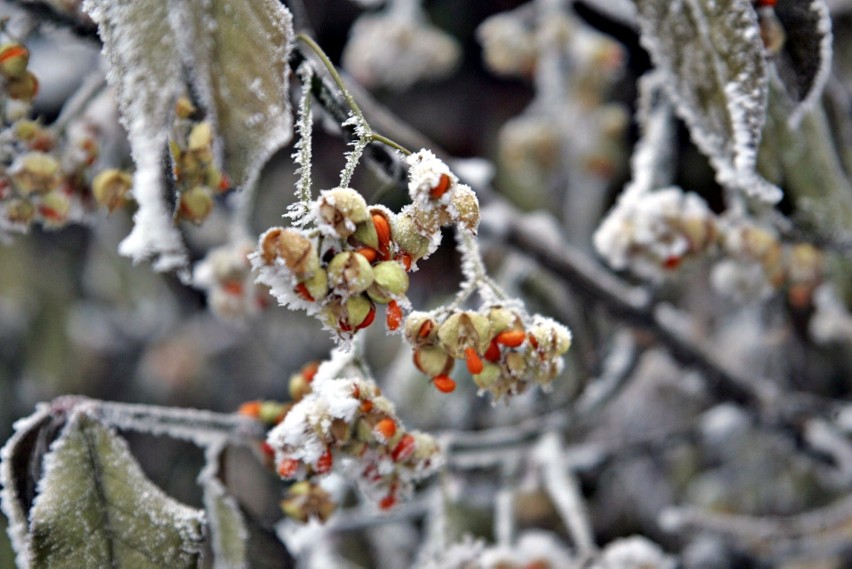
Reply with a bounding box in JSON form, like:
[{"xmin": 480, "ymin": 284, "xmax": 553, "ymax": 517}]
[
  {"xmin": 28, "ymin": 412, "xmax": 205, "ymax": 568},
  {"xmin": 634, "ymin": 0, "xmax": 779, "ymax": 202}
]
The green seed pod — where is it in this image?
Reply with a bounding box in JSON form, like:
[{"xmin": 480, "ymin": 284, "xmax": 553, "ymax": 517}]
[
  {"xmin": 10, "ymin": 152, "xmax": 60, "ymax": 195},
  {"xmin": 188, "ymin": 122, "xmax": 214, "ymax": 152},
  {"xmin": 174, "ymin": 96, "xmax": 197, "ymax": 119},
  {"xmin": 259, "ymin": 227, "xmax": 319, "ymax": 277},
  {"xmin": 352, "ymin": 219, "xmax": 379, "ymax": 250},
  {"xmin": 318, "ymin": 187, "xmax": 369, "ymax": 238},
  {"xmin": 302, "ymin": 268, "xmax": 329, "ymax": 302},
  {"xmin": 450, "ymin": 185, "xmax": 480, "ymax": 232},
  {"xmin": 328, "ymin": 251, "xmax": 374, "ymax": 295},
  {"xmin": 413, "ymin": 346, "xmax": 453, "ymax": 377},
  {"xmin": 6, "ymin": 70, "xmax": 38, "ymax": 102},
  {"xmin": 391, "ymin": 210, "xmax": 432, "ymax": 261},
  {"xmin": 0, "ymin": 43, "xmax": 29, "ymax": 79},
  {"xmin": 486, "ymin": 307, "xmax": 520, "ymax": 335},
  {"xmin": 289, "ymin": 372, "xmax": 312, "ymax": 402},
  {"xmin": 178, "ymin": 186, "xmax": 214, "ymax": 223},
  {"xmin": 13, "ymin": 119, "xmax": 40, "ymax": 141},
  {"xmin": 345, "ymin": 294, "xmax": 374, "ymax": 329},
  {"xmin": 259, "ymin": 401, "xmax": 287, "ymax": 424},
  {"xmin": 438, "ymin": 311, "xmax": 491, "ymax": 358},
  {"xmin": 505, "ymin": 352, "xmax": 527, "ymax": 376},
  {"xmin": 38, "ymin": 190, "xmax": 71, "ymax": 226},
  {"xmin": 372, "ymin": 261, "xmax": 409, "ymax": 296},
  {"xmin": 404, "ymin": 312, "xmax": 439, "ymax": 346},
  {"xmin": 92, "ymin": 169, "xmax": 133, "ymax": 213},
  {"xmin": 473, "ymin": 363, "xmax": 501, "ymax": 390},
  {"xmin": 355, "ymin": 418, "xmax": 374, "ymax": 442},
  {"xmin": 4, "ymin": 198, "xmax": 35, "ymax": 225}
]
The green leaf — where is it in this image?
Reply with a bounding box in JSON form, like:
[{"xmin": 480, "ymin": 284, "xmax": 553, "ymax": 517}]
[
  {"xmin": 175, "ymin": 0, "xmax": 294, "ymax": 192},
  {"xmin": 634, "ymin": 0, "xmax": 777, "ymax": 202},
  {"xmin": 28, "ymin": 413, "xmax": 205, "ymax": 569}
]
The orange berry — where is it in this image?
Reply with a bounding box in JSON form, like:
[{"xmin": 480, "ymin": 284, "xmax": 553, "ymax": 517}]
[
  {"xmin": 277, "ymin": 458, "xmax": 300, "ymax": 478},
  {"xmin": 374, "ymin": 418, "xmax": 397, "ymax": 440},
  {"xmin": 386, "ymin": 300, "xmax": 402, "ymax": 331},
  {"xmin": 397, "ymin": 252, "xmax": 412, "ymax": 271},
  {"xmin": 418, "ymin": 320, "xmax": 433, "ymax": 338},
  {"xmin": 484, "ymin": 339, "xmax": 501, "ymax": 362},
  {"xmin": 356, "ymin": 304, "xmax": 376, "ymax": 330},
  {"xmin": 465, "ymin": 347, "xmax": 483, "ymax": 375},
  {"xmin": 355, "ymin": 246, "xmax": 378, "ymax": 264},
  {"xmin": 662, "ymin": 255, "xmax": 681, "ymax": 270},
  {"xmin": 221, "ymin": 280, "xmax": 244, "ymax": 296},
  {"xmin": 372, "ymin": 213, "xmax": 392, "ymax": 261},
  {"xmin": 432, "ymin": 374, "xmax": 456, "ymax": 393},
  {"xmin": 391, "ymin": 434, "xmax": 416, "ymax": 462},
  {"xmin": 379, "ymin": 493, "xmax": 397, "ymax": 510},
  {"xmin": 261, "ymin": 442, "xmax": 275, "ymax": 458},
  {"xmin": 238, "ymin": 401, "xmax": 262, "ymax": 417},
  {"xmin": 302, "ymin": 362, "xmax": 319, "ymax": 383},
  {"xmin": 360, "ymin": 399, "xmax": 374, "ymax": 413},
  {"xmin": 315, "ymin": 449, "xmax": 333, "ymax": 474},
  {"xmin": 294, "ymin": 282, "xmax": 314, "ymax": 302},
  {"xmin": 428, "ymin": 173, "xmax": 451, "ymax": 199},
  {"xmin": 495, "ymin": 329, "xmax": 526, "ymax": 348}
]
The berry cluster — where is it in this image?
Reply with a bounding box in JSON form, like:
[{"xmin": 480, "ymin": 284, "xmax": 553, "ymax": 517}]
[
  {"xmin": 250, "ymin": 149, "xmax": 479, "ymax": 343},
  {"xmin": 168, "ymin": 97, "xmax": 231, "ymax": 224},
  {"xmin": 192, "ymin": 239, "xmax": 271, "ymax": 321},
  {"xmin": 0, "ymin": 41, "xmax": 105, "ymax": 235},
  {"xmin": 404, "ymin": 305, "xmax": 572, "ymax": 401},
  {"xmin": 265, "ymin": 363, "xmax": 442, "ymax": 514}
]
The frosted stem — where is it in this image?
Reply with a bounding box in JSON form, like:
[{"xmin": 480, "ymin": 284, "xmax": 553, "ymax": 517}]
[
  {"xmin": 287, "ymin": 62, "xmax": 315, "ymax": 225},
  {"xmin": 536, "ymin": 432, "xmax": 597, "ymax": 555}
]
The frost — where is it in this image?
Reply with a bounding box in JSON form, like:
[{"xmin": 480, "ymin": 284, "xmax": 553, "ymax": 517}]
[
  {"xmin": 634, "ymin": 0, "xmax": 779, "ymax": 202},
  {"xmin": 810, "ymin": 284, "xmax": 852, "ymax": 344},
  {"xmin": 83, "ymin": 0, "xmax": 295, "ymax": 273},
  {"xmin": 28, "ymin": 411, "xmax": 205, "ymax": 568},
  {"xmin": 594, "ymin": 536, "xmax": 677, "ymax": 569},
  {"xmin": 342, "ymin": 8, "xmax": 461, "ymax": 90}
]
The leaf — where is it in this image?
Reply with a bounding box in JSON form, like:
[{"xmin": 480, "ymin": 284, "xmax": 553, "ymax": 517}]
[
  {"xmin": 201, "ymin": 445, "xmax": 294, "ymax": 569},
  {"xmin": 173, "ymin": 0, "xmax": 294, "ymax": 192},
  {"xmin": 773, "ymin": 0, "xmax": 833, "ymax": 125},
  {"xmin": 28, "ymin": 412, "xmax": 205, "ymax": 569},
  {"xmin": 82, "ymin": 0, "xmax": 294, "ymax": 273},
  {"xmin": 0, "ymin": 406, "xmax": 57, "ymax": 568},
  {"xmin": 634, "ymin": 0, "xmax": 780, "ymax": 203}
]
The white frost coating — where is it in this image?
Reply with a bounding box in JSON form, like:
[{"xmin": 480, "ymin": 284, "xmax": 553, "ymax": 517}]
[
  {"xmin": 0, "ymin": 405, "xmax": 52, "ymax": 568},
  {"xmin": 810, "ymin": 284, "xmax": 852, "ymax": 344},
  {"xmin": 635, "ymin": 0, "xmax": 775, "ymax": 203},
  {"xmin": 342, "ymin": 9, "xmax": 461, "ymax": 90},
  {"xmin": 626, "ymin": 73, "xmax": 675, "ymax": 198},
  {"xmin": 84, "ymin": 0, "xmax": 188, "ymax": 273},
  {"xmin": 477, "ymin": 531, "xmax": 575, "ymax": 569},
  {"xmin": 406, "ymin": 149, "xmax": 456, "ymax": 207},
  {"xmin": 594, "ymin": 536, "xmax": 677, "ymax": 569},
  {"xmin": 594, "ymin": 186, "xmax": 715, "ymax": 281}
]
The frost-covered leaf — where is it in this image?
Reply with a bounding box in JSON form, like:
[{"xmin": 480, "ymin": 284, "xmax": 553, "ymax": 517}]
[
  {"xmin": 634, "ymin": 0, "xmax": 779, "ymax": 202},
  {"xmin": 204, "ymin": 475, "xmax": 249, "ymax": 569},
  {"xmin": 83, "ymin": 0, "xmax": 294, "ymax": 273},
  {"xmin": 173, "ymin": 0, "xmax": 294, "ymax": 191},
  {"xmin": 0, "ymin": 406, "xmax": 60, "ymax": 568},
  {"xmin": 28, "ymin": 412, "xmax": 205, "ymax": 568},
  {"xmin": 84, "ymin": 0, "xmax": 187, "ymax": 273},
  {"xmin": 774, "ymin": 0, "xmax": 833, "ymax": 125},
  {"xmin": 202, "ymin": 445, "xmax": 293, "ymax": 569}
]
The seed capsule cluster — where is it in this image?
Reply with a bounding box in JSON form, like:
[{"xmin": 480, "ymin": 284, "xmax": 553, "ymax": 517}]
[
  {"xmin": 251, "ymin": 150, "xmax": 480, "ymax": 343},
  {"xmin": 0, "ymin": 41, "xmax": 106, "ymax": 234},
  {"xmin": 169, "ymin": 97, "xmax": 231, "ymax": 224},
  {"xmin": 192, "ymin": 239, "xmax": 271, "ymax": 321},
  {"xmin": 405, "ymin": 306, "xmax": 572, "ymax": 401},
  {"xmin": 266, "ymin": 368, "xmax": 442, "ymax": 513}
]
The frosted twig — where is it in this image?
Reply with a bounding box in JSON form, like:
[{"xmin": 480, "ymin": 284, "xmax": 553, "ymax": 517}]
[
  {"xmin": 287, "ymin": 62, "xmax": 315, "ymax": 226},
  {"xmin": 660, "ymin": 494, "xmax": 852, "ymax": 563},
  {"xmin": 494, "ymin": 485, "xmax": 515, "ymax": 546},
  {"xmin": 535, "ymin": 432, "xmax": 597, "ymax": 556}
]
